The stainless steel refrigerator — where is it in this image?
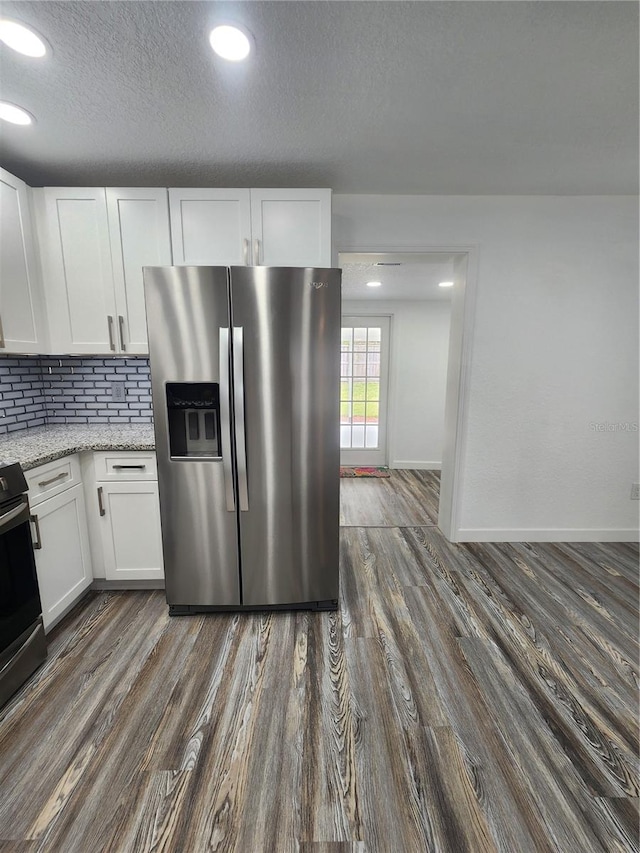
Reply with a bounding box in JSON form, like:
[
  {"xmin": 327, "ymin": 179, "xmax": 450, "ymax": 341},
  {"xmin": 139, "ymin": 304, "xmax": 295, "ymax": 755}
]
[{"xmin": 144, "ymin": 265, "xmax": 341, "ymax": 612}]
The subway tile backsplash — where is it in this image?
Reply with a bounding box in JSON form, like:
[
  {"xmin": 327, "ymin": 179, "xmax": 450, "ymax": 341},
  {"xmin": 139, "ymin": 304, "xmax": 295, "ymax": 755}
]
[
  {"xmin": 0, "ymin": 355, "xmax": 153, "ymax": 434},
  {"xmin": 0, "ymin": 357, "xmax": 48, "ymax": 433}
]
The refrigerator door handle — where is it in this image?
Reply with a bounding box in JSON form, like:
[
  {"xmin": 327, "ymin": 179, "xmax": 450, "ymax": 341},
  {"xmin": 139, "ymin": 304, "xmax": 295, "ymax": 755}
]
[
  {"xmin": 232, "ymin": 326, "xmax": 249, "ymax": 511},
  {"xmin": 219, "ymin": 328, "xmax": 236, "ymax": 512}
]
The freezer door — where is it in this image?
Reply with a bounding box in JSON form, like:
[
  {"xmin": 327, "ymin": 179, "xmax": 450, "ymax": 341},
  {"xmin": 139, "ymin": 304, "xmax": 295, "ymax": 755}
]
[
  {"xmin": 230, "ymin": 266, "xmax": 341, "ymax": 606},
  {"xmin": 144, "ymin": 266, "xmax": 240, "ymax": 606}
]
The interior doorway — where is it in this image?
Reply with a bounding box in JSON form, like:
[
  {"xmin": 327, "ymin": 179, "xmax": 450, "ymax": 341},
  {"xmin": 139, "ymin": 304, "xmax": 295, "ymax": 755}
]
[{"xmin": 338, "ymin": 249, "xmax": 475, "ymax": 540}]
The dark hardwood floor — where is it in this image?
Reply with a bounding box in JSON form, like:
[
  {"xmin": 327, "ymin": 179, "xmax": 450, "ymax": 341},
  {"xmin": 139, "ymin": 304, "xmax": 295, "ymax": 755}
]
[
  {"xmin": 0, "ymin": 472, "xmax": 638, "ymax": 852},
  {"xmin": 340, "ymin": 469, "xmax": 441, "ymax": 527}
]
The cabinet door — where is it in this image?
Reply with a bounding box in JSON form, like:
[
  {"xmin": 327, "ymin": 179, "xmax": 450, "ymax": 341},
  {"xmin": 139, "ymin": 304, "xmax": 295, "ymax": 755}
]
[
  {"xmin": 98, "ymin": 481, "xmax": 164, "ymax": 581},
  {"xmin": 31, "ymin": 484, "xmax": 93, "ymax": 631},
  {"xmin": 0, "ymin": 169, "xmax": 47, "ymax": 353},
  {"xmin": 250, "ymin": 189, "xmax": 332, "ymax": 267},
  {"xmin": 169, "ymin": 188, "xmax": 251, "ymax": 265},
  {"xmin": 37, "ymin": 188, "xmax": 117, "ymax": 353},
  {"xmin": 106, "ymin": 188, "xmax": 172, "ymax": 354}
]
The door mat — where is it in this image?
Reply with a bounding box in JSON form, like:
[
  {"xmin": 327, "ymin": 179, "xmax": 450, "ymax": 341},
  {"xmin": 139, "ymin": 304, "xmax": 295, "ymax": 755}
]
[{"xmin": 340, "ymin": 466, "xmax": 390, "ymax": 478}]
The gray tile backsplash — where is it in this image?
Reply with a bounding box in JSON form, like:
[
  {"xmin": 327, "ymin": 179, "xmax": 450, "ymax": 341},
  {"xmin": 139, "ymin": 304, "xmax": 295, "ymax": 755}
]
[
  {"xmin": 0, "ymin": 357, "xmax": 48, "ymax": 433},
  {"xmin": 0, "ymin": 355, "xmax": 153, "ymax": 434}
]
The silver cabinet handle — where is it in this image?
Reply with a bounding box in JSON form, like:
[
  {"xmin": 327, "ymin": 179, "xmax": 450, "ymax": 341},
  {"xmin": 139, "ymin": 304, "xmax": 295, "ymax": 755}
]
[
  {"xmin": 232, "ymin": 326, "xmax": 249, "ymax": 511},
  {"xmin": 107, "ymin": 315, "xmax": 116, "ymax": 352},
  {"xmin": 243, "ymin": 238, "xmax": 249, "ymax": 265},
  {"xmin": 219, "ymin": 328, "xmax": 235, "ymax": 512},
  {"xmin": 30, "ymin": 514, "xmax": 42, "ymax": 549},
  {"xmin": 112, "ymin": 464, "xmax": 145, "ymax": 470},
  {"xmin": 118, "ymin": 315, "xmax": 126, "ymax": 351},
  {"xmin": 253, "ymin": 238, "xmax": 261, "ymax": 265},
  {"xmin": 0, "ymin": 313, "xmax": 5, "ymax": 349},
  {"xmin": 38, "ymin": 471, "xmax": 68, "ymax": 488},
  {"xmin": 97, "ymin": 486, "xmax": 106, "ymax": 517}
]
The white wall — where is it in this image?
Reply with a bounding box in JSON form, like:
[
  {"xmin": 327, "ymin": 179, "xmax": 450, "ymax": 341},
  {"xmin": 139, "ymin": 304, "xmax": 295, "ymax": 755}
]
[
  {"xmin": 334, "ymin": 195, "xmax": 639, "ymax": 540},
  {"xmin": 342, "ymin": 299, "xmax": 451, "ymax": 468}
]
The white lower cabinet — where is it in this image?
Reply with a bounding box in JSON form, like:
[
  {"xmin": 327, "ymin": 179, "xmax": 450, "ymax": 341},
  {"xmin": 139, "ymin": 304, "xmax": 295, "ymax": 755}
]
[
  {"xmin": 25, "ymin": 450, "xmax": 164, "ymax": 631},
  {"xmin": 85, "ymin": 451, "xmax": 165, "ymax": 582},
  {"xmin": 29, "ymin": 480, "xmax": 93, "ymax": 632},
  {"xmin": 97, "ymin": 481, "xmax": 164, "ymax": 581}
]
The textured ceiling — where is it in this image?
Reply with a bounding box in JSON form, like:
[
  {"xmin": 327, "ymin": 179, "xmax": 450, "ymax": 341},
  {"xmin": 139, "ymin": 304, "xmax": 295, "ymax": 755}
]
[
  {"xmin": 0, "ymin": 1, "xmax": 637, "ymax": 193},
  {"xmin": 341, "ymin": 253, "xmax": 456, "ymax": 301}
]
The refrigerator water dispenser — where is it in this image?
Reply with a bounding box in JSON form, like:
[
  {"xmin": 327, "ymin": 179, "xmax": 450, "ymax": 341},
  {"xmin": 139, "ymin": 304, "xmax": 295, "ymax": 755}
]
[{"xmin": 166, "ymin": 383, "xmax": 221, "ymax": 458}]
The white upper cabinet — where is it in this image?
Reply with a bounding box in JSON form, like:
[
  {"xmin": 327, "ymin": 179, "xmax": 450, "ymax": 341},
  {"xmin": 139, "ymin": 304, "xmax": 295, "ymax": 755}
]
[
  {"xmin": 170, "ymin": 188, "xmax": 331, "ymax": 267},
  {"xmin": 106, "ymin": 188, "xmax": 172, "ymax": 354},
  {"xmin": 169, "ymin": 189, "xmax": 252, "ymax": 265},
  {"xmin": 36, "ymin": 187, "xmax": 172, "ymax": 354},
  {"xmin": 36, "ymin": 187, "xmax": 117, "ymax": 353},
  {"xmin": 0, "ymin": 169, "xmax": 47, "ymax": 353},
  {"xmin": 32, "ymin": 184, "xmax": 331, "ymax": 354},
  {"xmin": 250, "ymin": 188, "xmax": 332, "ymax": 267}
]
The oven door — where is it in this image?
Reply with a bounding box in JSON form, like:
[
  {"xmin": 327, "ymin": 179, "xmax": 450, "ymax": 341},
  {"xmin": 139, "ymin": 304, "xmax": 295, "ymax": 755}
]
[{"xmin": 0, "ymin": 494, "xmax": 47, "ymax": 706}]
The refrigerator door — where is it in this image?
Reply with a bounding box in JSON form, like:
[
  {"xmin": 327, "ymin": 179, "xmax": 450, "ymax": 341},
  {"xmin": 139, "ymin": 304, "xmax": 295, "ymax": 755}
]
[
  {"xmin": 144, "ymin": 266, "xmax": 241, "ymax": 606},
  {"xmin": 230, "ymin": 266, "xmax": 341, "ymax": 606}
]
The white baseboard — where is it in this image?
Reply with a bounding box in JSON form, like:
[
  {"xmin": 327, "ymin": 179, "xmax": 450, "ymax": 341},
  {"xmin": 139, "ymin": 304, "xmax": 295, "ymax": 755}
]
[
  {"xmin": 92, "ymin": 579, "xmax": 166, "ymax": 590},
  {"xmin": 454, "ymin": 528, "xmax": 639, "ymax": 543},
  {"xmin": 390, "ymin": 461, "xmax": 442, "ymax": 470}
]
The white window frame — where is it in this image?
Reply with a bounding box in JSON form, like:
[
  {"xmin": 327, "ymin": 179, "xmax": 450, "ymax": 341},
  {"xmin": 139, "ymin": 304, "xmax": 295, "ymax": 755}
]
[{"xmin": 340, "ymin": 315, "xmax": 391, "ymax": 467}]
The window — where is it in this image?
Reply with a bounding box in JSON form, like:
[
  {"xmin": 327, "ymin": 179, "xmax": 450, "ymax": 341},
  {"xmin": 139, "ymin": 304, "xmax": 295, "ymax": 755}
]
[{"xmin": 341, "ymin": 324, "xmax": 382, "ymax": 450}]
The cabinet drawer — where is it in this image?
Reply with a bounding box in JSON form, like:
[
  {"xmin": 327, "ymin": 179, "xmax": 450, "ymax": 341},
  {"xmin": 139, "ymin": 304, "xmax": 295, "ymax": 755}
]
[
  {"xmin": 26, "ymin": 455, "xmax": 80, "ymax": 505},
  {"xmin": 93, "ymin": 451, "xmax": 157, "ymax": 481}
]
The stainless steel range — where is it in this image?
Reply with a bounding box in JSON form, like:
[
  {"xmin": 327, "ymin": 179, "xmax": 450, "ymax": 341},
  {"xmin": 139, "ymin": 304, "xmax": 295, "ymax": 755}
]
[{"xmin": 0, "ymin": 462, "xmax": 47, "ymax": 708}]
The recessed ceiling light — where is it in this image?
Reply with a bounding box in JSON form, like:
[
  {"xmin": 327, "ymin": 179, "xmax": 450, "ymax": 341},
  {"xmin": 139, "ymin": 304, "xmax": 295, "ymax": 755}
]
[
  {"xmin": 366, "ymin": 281, "xmax": 382, "ymax": 288},
  {"xmin": 0, "ymin": 19, "xmax": 47, "ymax": 57},
  {"xmin": 209, "ymin": 25, "xmax": 251, "ymax": 61},
  {"xmin": 438, "ymin": 281, "xmax": 454, "ymax": 288},
  {"xmin": 0, "ymin": 101, "xmax": 33, "ymax": 125}
]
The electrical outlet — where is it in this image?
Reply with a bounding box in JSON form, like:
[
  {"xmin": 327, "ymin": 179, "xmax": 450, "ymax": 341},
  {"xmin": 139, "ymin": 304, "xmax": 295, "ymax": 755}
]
[
  {"xmin": 111, "ymin": 381, "xmax": 126, "ymax": 402},
  {"xmin": 631, "ymin": 484, "xmax": 640, "ymax": 500}
]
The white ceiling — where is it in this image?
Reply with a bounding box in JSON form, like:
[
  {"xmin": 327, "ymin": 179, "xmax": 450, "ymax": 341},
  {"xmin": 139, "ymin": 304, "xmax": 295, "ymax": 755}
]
[
  {"xmin": 0, "ymin": 1, "xmax": 637, "ymax": 193},
  {"xmin": 341, "ymin": 253, "xmax": 456, "ymax": 301}
]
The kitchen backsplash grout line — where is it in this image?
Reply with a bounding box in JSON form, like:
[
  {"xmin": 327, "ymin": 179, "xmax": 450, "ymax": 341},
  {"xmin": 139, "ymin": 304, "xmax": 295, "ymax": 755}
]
[{"xmin": 0, "ymin": 355, "xmax": 153, "ymax": 434}]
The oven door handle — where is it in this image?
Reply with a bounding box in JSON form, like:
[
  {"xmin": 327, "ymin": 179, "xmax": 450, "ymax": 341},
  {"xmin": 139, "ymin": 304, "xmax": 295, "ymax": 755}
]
[
  {"xmin": 0, "ymin": 500, "xmax": 29, "ymax": 532},
  {"xmin": 0, "ymin": 621, "xmax": 45, "ymax": 681}
]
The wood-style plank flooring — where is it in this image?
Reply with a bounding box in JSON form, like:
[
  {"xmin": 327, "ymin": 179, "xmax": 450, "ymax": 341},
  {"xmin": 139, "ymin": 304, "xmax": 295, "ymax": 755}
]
[
  {"xmin": 340, "ymin": 469, "xmax": 440, "ymax": 526},
  {"xmin": 1, "ymin": 472, "xmax": 638, "ymax": 852}
]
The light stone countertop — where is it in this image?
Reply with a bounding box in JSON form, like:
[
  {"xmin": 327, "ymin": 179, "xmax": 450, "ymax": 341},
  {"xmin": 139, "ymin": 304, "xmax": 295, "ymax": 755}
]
[{"xmin": 0, "ymin": 424, "xmax": 156, "ymax": 470}]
